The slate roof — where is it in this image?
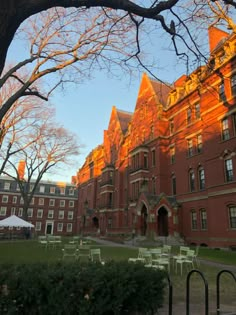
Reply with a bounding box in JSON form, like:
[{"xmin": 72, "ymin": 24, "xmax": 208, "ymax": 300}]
[
  {"xmin": 149, "ymin": 79, "xmax": 172, "ymax": 107},
  {"xmin": 116, "ymin": 109, "xmax": 133, "ymax": 134}
]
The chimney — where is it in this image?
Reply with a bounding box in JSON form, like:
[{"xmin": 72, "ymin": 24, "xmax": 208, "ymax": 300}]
[
  {"xmin": 208, "ymin": 26, "xmax": 229, "ymax": 53},
  {"xmin": 18, "ymin": 160, "xmax": 25, "ymax": 180}
]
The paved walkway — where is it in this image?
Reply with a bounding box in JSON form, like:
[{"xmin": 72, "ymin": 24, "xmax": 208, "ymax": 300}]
[{"xmin": 87, "ymin": 237, "xmax": 236, "ymax": 314}]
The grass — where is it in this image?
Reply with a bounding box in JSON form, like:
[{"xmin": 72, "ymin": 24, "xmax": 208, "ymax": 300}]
[{"xmin": 0, "ymin": 239, "xmax": 235, "ymax": 313}]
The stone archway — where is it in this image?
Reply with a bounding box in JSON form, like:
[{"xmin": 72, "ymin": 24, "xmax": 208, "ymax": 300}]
[
  {"xmin": 140, "ymin": 205, "xmax": 148, "ymax": 236},
  {"xmin": 157, "ymin": 207, "xmax": 168, "ymax": 236}
]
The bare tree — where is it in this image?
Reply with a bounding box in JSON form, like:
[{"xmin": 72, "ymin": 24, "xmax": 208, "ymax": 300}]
[{"xmin": 2, "ymin": 124, "xmax": 79, "ymax": 219}]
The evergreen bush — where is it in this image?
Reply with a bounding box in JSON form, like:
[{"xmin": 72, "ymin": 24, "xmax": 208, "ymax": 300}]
[{"xmin": 0, "ymin": 261, "xmax": 167, "ymax": 315}]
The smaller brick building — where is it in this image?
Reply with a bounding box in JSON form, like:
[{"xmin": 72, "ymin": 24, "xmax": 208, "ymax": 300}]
[{"xmin": 0, "ymin": 176, "xmax": 78, "ymax": 237}]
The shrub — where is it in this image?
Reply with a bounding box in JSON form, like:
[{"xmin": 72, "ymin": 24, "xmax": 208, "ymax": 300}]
[{"xmin": 0, "ymin": 261, "xmax": 167, "ymax": 315}]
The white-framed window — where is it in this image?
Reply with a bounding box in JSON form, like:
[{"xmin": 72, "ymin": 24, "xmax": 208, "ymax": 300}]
[
  {"xmin": 58, "ymin": 210, "xmax": 64, "ymax": 219},
  {"xmin": 197, "ymin": 134, "xmax": 203, "ymax": 153},
  {"xmin": 0, "ymin": 206, "xmax": 7, "ymax": 216},
  {"xmin": 39, "ymin": 185, "xmax": 45, "ymax": 193},
  {"xmin": 187, "ymin": 139, "xmax": 194, "ymax": 157},
  {"xmin": 48, "ymin": 210, "xmax": 54, "ymax": 219},
  {"xmin": 57, "ymin": 223, "xmax": 63, "ymax": 232},
  {"xmin": 189, "ymin": 169, "xmax": 195, "ymax": 192},
  {"xmin": 69, "ymin": 200, "xmax": 74, "ymax": 208},
  {"xmin": 12, "ymin": 196, "xmax": 17, "ymax": 204},
  {"xmin": 69, "ymin": 188, "xmax": 74, "ymax": 196},
  {"xmin": 35, "ymin": 222, "xmax": 41, "ymax": 231},
  {"xmin": 11, "ymin": 207, "xmax": 16, "ymax": 215},
  {"xmin": 60, "ymin": 200, "xmax": 65, "ymax": 207},
  {"xmin": 67, "ymin": 223, "xmax": 72, "ymax": 232},
  {"xmin": 50, "ymin": 186, "xmax": 56, "ymax": 194},
  {"xmin": 49, "ymin": 199, "xmax": 55, "ymax": 207},
  {"xmin": 37, "ymin": 209, "xmax": 43, "ymax": 218},
  {"xmin": 60, "ymin": 187, "xmax": 65, "ymax": 195},
  {"xmin": 4, "ymin": 182, "xmax": 10, "ymax": 190},
  {"xmin": 225, "ymin": 158, "xmax": 234, "ymax": 182},
  {"xmin": 20, "ymin": 197, "xmax": 24, "ymax": 204},
  {"xmin": 38, "ymin": 198, "xmax": 44, "ymax": 205},
  {"xmin": 222, "ymin": 118, "xmax": 230, "ymax": 141},
  {"xmin": 27, "ymin": 208, "xmax": 33, "ymax": 218},
  {"xmin": 18, "ymin": 208, "xmax": 23, "ymax": 217},
  {"xmin": 198, "ymin": 167, "xmax": 205, "ymax": 190},
  {"xmin": 30, "ymin": 197, "xmax": 34, "ymax": 205},
  {"xmin": 68, "ymin": 211, "xmax": 74, "ymax": 220},
  {"xmin": 2, "ymin": 195, "xmax": 8, "ymax": 203}
]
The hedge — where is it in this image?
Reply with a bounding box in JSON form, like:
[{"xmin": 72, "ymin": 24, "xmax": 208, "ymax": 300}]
[{"xmin": 0, "ymin": 261, "xmax": 167, "ymax": 315}]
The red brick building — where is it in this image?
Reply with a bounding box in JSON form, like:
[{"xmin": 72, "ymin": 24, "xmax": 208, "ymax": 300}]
[
  {"xmin": 76, "ymin": 27, "xmax": 236, "ymax": 248},
  {"xmin": 0, "ymin": 176, "xmax": 78, "ymax": 237}
]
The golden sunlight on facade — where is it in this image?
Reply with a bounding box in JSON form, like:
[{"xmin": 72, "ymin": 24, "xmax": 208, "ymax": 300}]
[{"xmin": 75, "ymin": 27, "xmax": 236, "ymax": 248}]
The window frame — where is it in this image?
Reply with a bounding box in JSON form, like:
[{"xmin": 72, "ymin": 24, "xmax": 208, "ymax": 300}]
[
  {"xmin": 225, "ymin": 158, "xmax": 234, "ymax": 182},
  {"xmin": 200, "ymin": 208, "xmax": 207, "ymax": 230},
  {"xmin": 222, "ymin": 118, "xmax": 230, "ymax": 141},
  {"xmin": 189, "ymin": 169, "xmax": 195, "ymax": 192},
  {"xmin": 229, "ymin": 205, "xmax": 236, "ymax": 229},
  {"xmin": 198, "ymin": 167, "xmax": 205, "ymax": 190}
]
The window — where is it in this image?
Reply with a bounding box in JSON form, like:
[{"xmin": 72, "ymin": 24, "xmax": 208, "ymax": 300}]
[
  {"xmin": 231, "ymin": 73, "xmax": 236, "ymax": 96},
  {"xmin": 30, "ymin": 197, "xmax": 34, "ymax": 205},
  {"xmin": 170, "ymin": 146, "xmax": 175, "ymax": 164},
  {"xmin": 144, "ymin": 153, "xmax": 148, "ymax": 169},
  {"xmin": 37, "ymin": 209, "xmax": 43, "ymax": 218},
  {"xmin": 16, "ymin": 184, "xmax": 20, "ymax": 191},
  {"xmin": 187, "ymin": 108, "xmax": 192, "ymax": 124},
  {"xmin": 191, "ymin": 210, "xmax": 197, "ymax": 230},
  {"xmin": 172, "ymin": 175, "xmax": 176, "ymax": 195},
  {"xmin": 48, "ymin": 210, "xmax": 54, "ymax": 219},
  {"xmin": 151, "ymin": 149, "xmax": 156, "ymax": 167},
  {"xmin": 20, "ymin": 197, "xmax": 24, "ymax": 204},
  {"xmin": 58, "ymin": 210, "xmax": 64, "ymax": 219},
  {"xmin": 60, "ymin": 200, "xmax": 65, "ymax": 207},
  {"xmin": 200, "ymin": 209, "xmax": 207, "ymax": 230},
  {"xmin": 219, "ymin": 83, "xmax": 226, "ymax": 101},
  {"xmin": 170, "ymin": 119, "xmax": 174, "ymax": 134},
  {"xmin": 11, "ymin": 207, "xmax": 16, "ymax": 215},
  {"xmin": 198, "ymin": 168, "xmax": 205, "ymax": 190},
  {"xmin": 68, "ymin": 211, "xmax": 74, "ymax": 220},
  {"xmin": 35, "ymin": 222, "xmax": 41, "ymax": 231},
  {"xmin": 38, "ymin": 198, "xmax": 44, "ymax": 205},
  {"xmin": 229, "ymin": 206, "xmax": 236, "ymax": 228},
  {"xmin": 27, "ymin": 208, "xmax": 33, "ymax": 218},
  {"xmin": 49, "ymin": 199, "xmax": 55, "ymax": 207},
  {"xmin": 18, "ymin": 208, "xmax": 23, "ymax": 217},
  {"xmin": 222, "ymin": 118, "xmax": 230, "ymax": 140},
  {"xmin": 39, "ymin": 185, "xmax": 45, "ymax": 193},
  {"xmin": 195, "ymin": 104, "xmax": 201, "ymax": 120},
  {"xmin": 60, "ymin": 187, "xmax": 65, "ymax": 195},
  {"xmin": 50, "ymin": 186, "xmax": 55, "ymax": 194},
  {"xmin": 4, "ymin": 182, "xmax": 10, "ymax": 190},
  {"xmin": 189, "ymin": 169, "xmax": 195, "ymax": 192},
  {"xmin": 0, "ymin": 207, "xmax": 7, "ymax": 216},
  {"xmin": 69, "ymin": 188, "xmax": 74, "ymax": 196},
  {"xmin": 187, "ymin": 139, "xmax": 194, "ymax": 157},
  {"xmin": 69, "ymin": 200, "xmax": 74, "ymax": 208},
  {"xmin": 197, "ymin": 134, "xmax": 202, "ymax": 153},
  {"xmin": 233, "ymin": 113, "xmax": 236, "ymax": 135},
  {"xmin": 225, "ymin": 159, "xmax": 234, "ymax": 182},
  {"xmin": 67, "ymin": 223, "xmax": 72, "ymax": 232},
  {"xmin": 2, "ymin": 195, "xmax": 8, "ymax": 203},
  {"xmin": 12, "ymin": 196, "xmax": 17, "ymax": 204},
  {"xmin": 108, "ymin": 218, "xmax": 112, "ymax": 228},
  {"xmin": 57, "ymin": 223, "xmax": 63, "ymax": 232}
]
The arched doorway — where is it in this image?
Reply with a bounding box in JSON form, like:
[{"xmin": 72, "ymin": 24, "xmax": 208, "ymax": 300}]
[
  {"xmin": 92, "ymin": 217, "xmax": 99, "ymax": 229},
  {"xmin": 157, "ymin": 207, "xmax": 168, "ymax": 236},
  {"xmin": 140, "ymin": 205, "xmax": 148, "ymax": 236}
]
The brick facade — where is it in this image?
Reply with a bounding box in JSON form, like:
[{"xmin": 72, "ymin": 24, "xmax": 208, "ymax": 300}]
[{"xmin": 76, "ymin": 28, "xmax": 236, "ymax": 248}]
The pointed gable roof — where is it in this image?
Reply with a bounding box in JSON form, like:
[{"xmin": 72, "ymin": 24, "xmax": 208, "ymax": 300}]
[
  {"xmin": 116, "ymin": 109, "xmax": 132, "ymax": 134},
  {"xmin": 208, "ymin": 26, "xmax": 229, "ymax": 53}
]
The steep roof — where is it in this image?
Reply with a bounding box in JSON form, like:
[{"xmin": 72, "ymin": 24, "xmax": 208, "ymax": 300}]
[
  {"xmin": 116, "ymin": 109, "xmax": 132, "ymax": 134},
  {"xmin": 149, "ymin": 79, "xmax": 172, "ymax": 107}
]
